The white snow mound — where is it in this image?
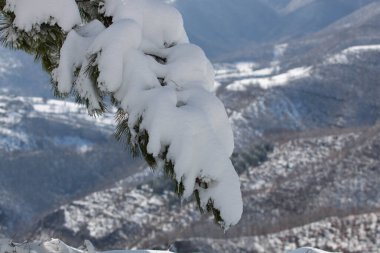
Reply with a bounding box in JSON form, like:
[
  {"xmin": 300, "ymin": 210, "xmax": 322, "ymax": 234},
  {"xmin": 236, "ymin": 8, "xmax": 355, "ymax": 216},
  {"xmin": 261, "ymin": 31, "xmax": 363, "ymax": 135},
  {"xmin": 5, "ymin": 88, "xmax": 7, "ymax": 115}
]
[{"xmin": 5, "ymin": 0, "xmax": 81, "ymax": 31}]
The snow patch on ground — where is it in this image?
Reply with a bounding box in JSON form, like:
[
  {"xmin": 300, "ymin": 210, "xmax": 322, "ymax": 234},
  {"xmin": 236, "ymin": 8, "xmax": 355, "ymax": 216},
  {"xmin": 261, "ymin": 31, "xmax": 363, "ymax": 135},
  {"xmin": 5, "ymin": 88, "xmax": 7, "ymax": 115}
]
[
  {"xmin": 283, "ymin": 0, "xmax": 315, "ymax": 14},
  {"xmin": 272, "ymin": 43, "xmax": 288, "ymax": 70},
  {"xmin": 343, "ymin": 44, "xmax": 380, "ymax": 53},
  {"xmin": 326, "ymin": 44, "xmax": 380, "ymax": 64},
  {"xmin": 214, "ymin": 62, "xmax": 260, "ymax": 80},
  {"xmin": 226, "ymin": 67, "xmax": 312, "ymax": 91},
  {"xmin": 274, "ymin": 44, "xmax": 288, "ymax": 59},
  {"xmin": 0, "ymin": 95, "xmax": 115, "ymax": 151},
  {"xmin": 29, "ymin": 97, "xmax": 115, "ymax": 130}
]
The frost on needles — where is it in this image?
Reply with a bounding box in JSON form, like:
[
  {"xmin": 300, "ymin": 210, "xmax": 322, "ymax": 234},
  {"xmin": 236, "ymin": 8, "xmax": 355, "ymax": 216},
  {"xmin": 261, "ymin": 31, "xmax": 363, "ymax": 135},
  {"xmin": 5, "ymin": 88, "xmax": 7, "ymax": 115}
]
[{"xmin": 0, "ymin": 0, "xmax": 243, "ymax": 228}]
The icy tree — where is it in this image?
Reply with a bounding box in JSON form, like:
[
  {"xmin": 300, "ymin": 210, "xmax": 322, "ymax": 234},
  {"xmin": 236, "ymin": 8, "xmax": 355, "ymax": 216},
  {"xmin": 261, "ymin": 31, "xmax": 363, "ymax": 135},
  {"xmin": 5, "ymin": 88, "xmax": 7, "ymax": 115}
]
[{"xmin": 0, "ymin": 0, "xmax": 242, "ymax": 228}]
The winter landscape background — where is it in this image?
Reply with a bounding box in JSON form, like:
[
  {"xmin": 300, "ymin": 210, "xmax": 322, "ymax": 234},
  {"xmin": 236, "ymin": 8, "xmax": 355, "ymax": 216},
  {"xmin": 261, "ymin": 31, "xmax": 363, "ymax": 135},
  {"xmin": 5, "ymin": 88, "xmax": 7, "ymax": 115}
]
[{"xmin": 0, "ymin": 0, "xmax": 380, "ymax": 252}]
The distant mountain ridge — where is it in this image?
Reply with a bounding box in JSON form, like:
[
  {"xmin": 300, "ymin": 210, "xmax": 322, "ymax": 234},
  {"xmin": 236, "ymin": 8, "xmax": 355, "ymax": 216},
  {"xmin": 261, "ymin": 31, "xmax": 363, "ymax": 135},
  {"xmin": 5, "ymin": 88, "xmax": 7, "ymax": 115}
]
[{"xmin": 175, "ymin": 0, "xmax": 376, "ymax": 59}]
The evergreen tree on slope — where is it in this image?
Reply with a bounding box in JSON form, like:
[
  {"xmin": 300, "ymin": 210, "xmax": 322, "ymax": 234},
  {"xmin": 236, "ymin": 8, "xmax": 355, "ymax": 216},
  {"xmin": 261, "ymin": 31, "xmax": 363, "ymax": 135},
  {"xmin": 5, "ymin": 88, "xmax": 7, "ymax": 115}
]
[{"xmin": 0, "ymin": 0, "xmax": 243, "ymax": 229}]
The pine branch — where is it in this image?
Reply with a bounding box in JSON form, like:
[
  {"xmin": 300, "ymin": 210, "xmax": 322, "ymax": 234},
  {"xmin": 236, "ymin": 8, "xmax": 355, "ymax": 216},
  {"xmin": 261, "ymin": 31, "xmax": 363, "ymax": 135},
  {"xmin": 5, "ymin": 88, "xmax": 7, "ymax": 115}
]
[{"xmin": 0, "ymin": 0, "xmax": 242, "ymax": 229}]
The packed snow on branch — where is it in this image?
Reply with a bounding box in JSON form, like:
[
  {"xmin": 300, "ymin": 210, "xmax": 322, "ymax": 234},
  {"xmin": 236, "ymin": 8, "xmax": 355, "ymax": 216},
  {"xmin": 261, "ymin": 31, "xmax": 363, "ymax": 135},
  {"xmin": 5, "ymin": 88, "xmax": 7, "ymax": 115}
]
[
  {"xmin": 3, "ymin": 0, "xmax": 243, "ymax": 227},
  {"xmin": 0, "ymin": 239, "xmax": 333, "ymax": 253},
  {"xmin": 4, "ymin": 0, "xmax": 81, "ymax": 31}
]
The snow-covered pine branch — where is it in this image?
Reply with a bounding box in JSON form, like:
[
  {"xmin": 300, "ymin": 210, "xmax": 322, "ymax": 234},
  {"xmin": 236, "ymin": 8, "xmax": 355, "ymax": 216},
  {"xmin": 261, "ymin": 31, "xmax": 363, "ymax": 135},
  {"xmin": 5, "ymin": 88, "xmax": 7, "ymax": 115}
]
[{"xmin": 0, "ymin": 0, "xmax": 243, "ymax": 228}]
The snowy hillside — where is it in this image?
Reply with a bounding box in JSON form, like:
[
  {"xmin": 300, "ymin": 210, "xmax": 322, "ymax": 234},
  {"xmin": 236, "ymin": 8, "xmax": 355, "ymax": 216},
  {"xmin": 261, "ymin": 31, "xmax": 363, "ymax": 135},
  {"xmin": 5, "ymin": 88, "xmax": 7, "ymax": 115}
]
[
  {"xmin": 216, "ymin": 42, "xmax": 380, "ymax": 153},
  {"xmin": 185, "ymin": 212, "xmax": 380, "ymax": 253},
  {"xmin": 0, "ymin": 48, "xmax": 50, "ymax": 97},
  {"xmin": 175, "ymin": 0, "xmax": 377, "ymax": 59},
  {"xmin": 26, "ymin": 124, "xmax": 380, "ymax": 252},
  {"xmin": 0, "ymin": 238, "xmax": 330, "ymax": 253},
  {"xmin": 0, "ymin": 95, "xmax": 114, "ymax": 151},
  {"xmin": 0, "ymin": 94, "xmax": 143, "ymax": 237},
  {"xmin": 30, "ymin": 170, "xmax": 201, "ymax": 249}
]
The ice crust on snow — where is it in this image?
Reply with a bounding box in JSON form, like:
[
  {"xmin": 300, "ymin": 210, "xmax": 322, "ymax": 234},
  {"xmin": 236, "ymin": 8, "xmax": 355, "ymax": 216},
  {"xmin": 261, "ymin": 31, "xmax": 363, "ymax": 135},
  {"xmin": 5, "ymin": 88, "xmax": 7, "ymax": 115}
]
[
  {"xmin": 9, "ymin": 0, "xmax": 243, "ymax": 227},
  {"xmin": 5, "ymin": 0, "xmax": 81, "ymax": 32}
]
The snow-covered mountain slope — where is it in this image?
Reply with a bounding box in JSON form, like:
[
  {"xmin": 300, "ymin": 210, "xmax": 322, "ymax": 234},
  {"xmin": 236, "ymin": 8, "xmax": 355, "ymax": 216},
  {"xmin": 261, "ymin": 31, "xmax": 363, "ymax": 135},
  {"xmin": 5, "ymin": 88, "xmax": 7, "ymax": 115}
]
[
  {"xmin": 237, "ymin": 127, "xmax": 380, "ymax": 232},
  {"xmin": 0, "ymin": 238, "xmax": 332, "ymax": 253},
  {"xmin": 0, "ymin": 95, "xmax": 114, "ymax": 151},
  {"xmin": 0, "ymin": 238, "xmax": 173, "ymax": 253},
  {"xmin": 221, "ymin": 1, "xmax": 380, "ymax": 63},
  {"xmin": 182, "ymin": 211, "xmax": 380, "ymax": 253},
  {"xmin": 0, "ymin": 48, "xmax": 50, "ymax": 97},
  {"xmin": 324, "ymin": 44, "xmax": 380, "ymax": 64},
  {"xmin": 217, "ymin": 40, "xmax": 380, "ymax": 152},
  {"xmin": 29, "ymin": 170, "xmax": 201, "ymax": 250},
  {"xmin": 0, "ymin": 94, "xmax": 143, "ymax": 236},
  {"xmin": 175, "ymin": 0, "xmax": 376, "ymax": 59},
  {"xmin": 27, "ymin": 124, "xmax": 380, "ymax": 252}
]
